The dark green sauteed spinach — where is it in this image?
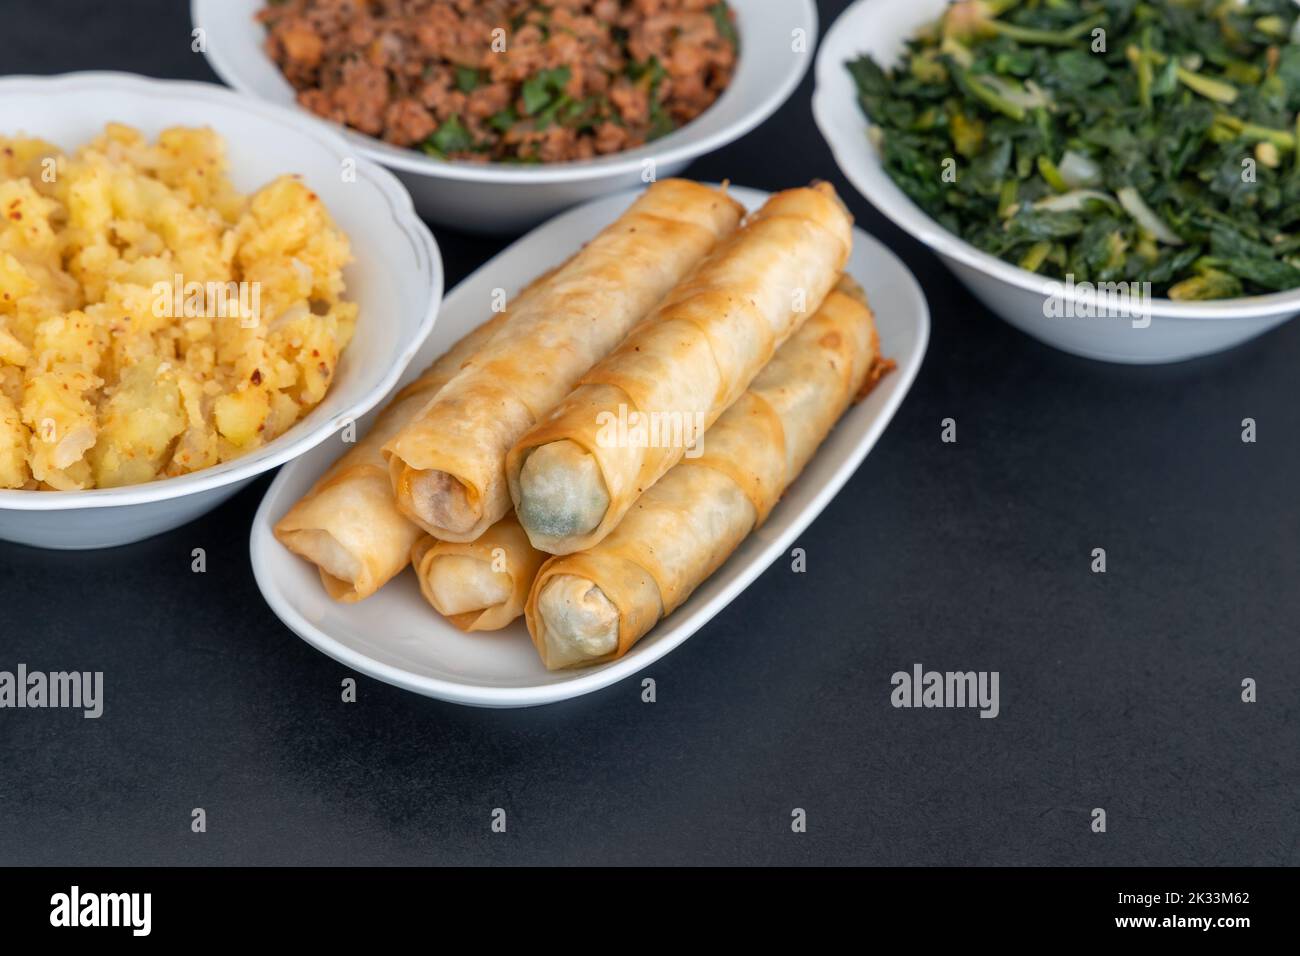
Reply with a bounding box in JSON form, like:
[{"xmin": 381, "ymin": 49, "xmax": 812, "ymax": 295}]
[{"xmin": 848, "ymin": 0, "xmax": 1300, "ymax": 299}]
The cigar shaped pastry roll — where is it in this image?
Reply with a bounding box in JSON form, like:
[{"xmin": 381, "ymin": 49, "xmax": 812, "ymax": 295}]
[
  {"xmin": 525, "ymin": 277, "xmax": 881, "ymax": 669},
  {"xmin": 272, "ymin": 313, "xmax": 510, "ymax": 602},
  {"xmin": 410, "ymin": 514, "xmax": 548, "ymax": 632},
  {"xmin": 274, "ymin": 260, "xmax": 571, "ymax": 599},
  {"xmin": 383, "ymin": 180, "xmax": 745, "ymax": 543},
  {"xmin": 507, "ymin": 182, "xmax": 853, "ymax": 556}
]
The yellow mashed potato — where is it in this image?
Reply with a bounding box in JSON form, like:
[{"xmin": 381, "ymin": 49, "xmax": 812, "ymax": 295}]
[{"xmin": 0, "ymin": 123, "xmax": 357, "ymax": 490}]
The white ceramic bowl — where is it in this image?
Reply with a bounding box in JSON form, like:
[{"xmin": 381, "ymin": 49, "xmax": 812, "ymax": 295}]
[
  {"xmin": 0, "ymin": 73, "xmax": 442, "ymax": 550},
  {"xmin": 251, "ymin": 184, "xmax": 929, "ymax": 707},
  {"xmin": 814, "ymin": 0, "xmax": 1300, "ymax": 364},
  {"xmin": 192, "ymin": 0, "xmax": 818, "ymax": 234}
]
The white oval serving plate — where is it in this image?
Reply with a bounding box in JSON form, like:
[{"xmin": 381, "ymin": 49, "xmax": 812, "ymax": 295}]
[
  {"xmin": 814, "ymin": 0, "xmax": 1300, "ymax": 364},
  {"xmin": 0, "ymin": 72, "xmax": 441, "ymax": 549},
  {"xmin": 250, "ymin": 184, "xmax": 929, "ymax": 707},
  {"xmin": 193, "ymin": 0, "xmax": 818, "ymax": 233}
]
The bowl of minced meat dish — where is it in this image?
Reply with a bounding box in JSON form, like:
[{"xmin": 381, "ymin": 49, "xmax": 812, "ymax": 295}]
[{"xmin": 193, "ymin": 0, "xmax": 820, "ymax": 231}]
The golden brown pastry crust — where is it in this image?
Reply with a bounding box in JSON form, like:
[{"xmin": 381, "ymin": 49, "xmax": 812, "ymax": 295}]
[
  {"xmin": 273, "ymin": 311, "xmax": 509, "ymax": 601},
  {"xmin": 507, "ymin": 182, "xmax": 855, "ymax": 557},
  {"xmin": 383, "ymin": 179, "xmax": 745, "ymax": 543},
  {"xmin": 526, "ymin": 276, "xmax": 886, "ymax": 669},
  {"xmin": 410, "ymin": 514, "xmax": 548, "ymax": 631}
]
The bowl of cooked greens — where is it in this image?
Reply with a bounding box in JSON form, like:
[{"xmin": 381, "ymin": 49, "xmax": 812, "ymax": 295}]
[
  {"xmin": 194, "ymin": 0, "xmax": 818, "ymax": 234},
  {"xmin": 815, "ymin": 0, "xmax": 1300, "ymax": 363}
]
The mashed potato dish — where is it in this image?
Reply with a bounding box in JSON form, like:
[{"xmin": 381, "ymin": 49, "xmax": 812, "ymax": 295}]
[{"xmin": 0, "ymin": 123, "xmax": 357, "ymax": 490}]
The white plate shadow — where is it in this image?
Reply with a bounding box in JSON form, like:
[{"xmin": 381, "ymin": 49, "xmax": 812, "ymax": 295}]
[{"xmin": 250, "ymin": 185, "xmax": 930, "ymax": 706}]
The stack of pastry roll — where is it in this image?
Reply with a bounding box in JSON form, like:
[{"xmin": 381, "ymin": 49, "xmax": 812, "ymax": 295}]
[
  {"xmin": 273, "ymin": 309, "xmax": 510, "ymax": 601},
  {"xmin": 273, "ymin": 178, "xmax": 888, "ymax": 666},
  {"xmin": 274, "ymin": 180, "xmax": 742, "ymax": 612},
  {"xmin": 382, "ymin": 179, "xmax": 745, "ymax": 543},
  {"xmin": 506, "ymin": 181, "xmax": 853, "ymax": 555},
  {"xmin": 526, "ymin": 275, "xmax": 882, "ymax": 668},
  {"xmin": 407, "ymin": 181, "xmax": 855, "ymax": 637}
]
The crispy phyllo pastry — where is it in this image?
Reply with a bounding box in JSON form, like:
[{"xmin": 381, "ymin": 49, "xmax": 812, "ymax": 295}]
[
  {"xmin": 411, "ymin": 514, "xmax": 547, "ymax": 632},
  {"xmin": 383, "ymin": 179, "xmax": 744, "ymax": 543},
  {"xmin": 274, "ymin": 313, "xmax": 508, "ymax": 601},
  {"xmin": 507, "ymin": 182, "xmax": 852, "ymax": 555},
  {"xmin": 526, "ymin": 276, "xmax": 883, "ymax": 669}
]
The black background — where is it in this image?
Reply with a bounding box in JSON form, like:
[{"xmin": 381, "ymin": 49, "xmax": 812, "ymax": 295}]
[{"xmin": 0, "ymin": 0, "xmax": 1296, "ymax": 867}]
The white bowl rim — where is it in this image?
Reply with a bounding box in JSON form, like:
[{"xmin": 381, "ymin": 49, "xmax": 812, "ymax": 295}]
[
  {"xmin": 813, "ymin": 0, "xmax": 1300, "ymax": 322},
  {"xmin": 0, "ymin": 71, "xmax": 443, "ymax": 511},
  {"xmin": 192, "ymin": 0, "xmax": 818, "ymax": 185}
]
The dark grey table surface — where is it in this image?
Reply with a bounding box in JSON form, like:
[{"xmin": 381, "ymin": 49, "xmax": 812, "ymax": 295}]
[{"xmin": 1, "ymin": 0, "xmax": 1296, "ymax": 867}]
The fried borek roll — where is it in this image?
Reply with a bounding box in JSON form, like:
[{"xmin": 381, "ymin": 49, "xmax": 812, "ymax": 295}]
[
  {"xmin": 272, "ymin": 314, "xmax": 509, "ymax": 601},
  {"xmin": 383, "ymin": 180, "xmax": 745, "ymax": 543},
  {"xmin": 507, "ymin": 183, "xmax": 852, "ymax": 556},
  {"xmin": 525, "ymin": 277, "xmax": 882, "ymax": 669},
  {"xmin": 410, "ymin": 514, "xmax": 548, "ymax": 632}
]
